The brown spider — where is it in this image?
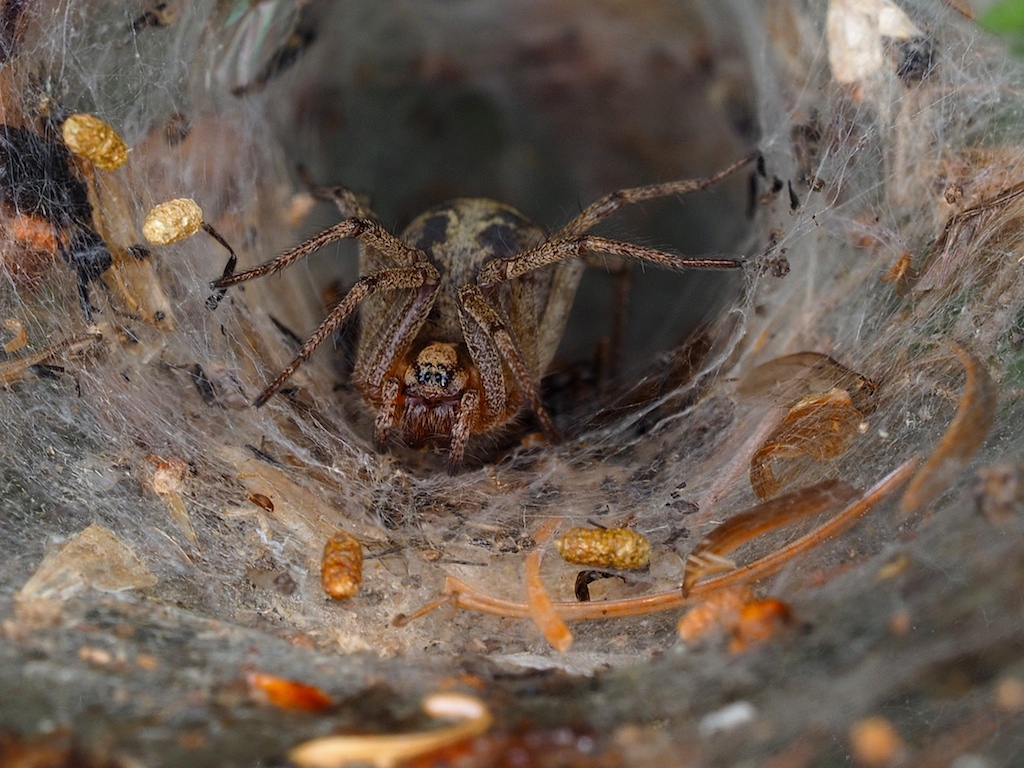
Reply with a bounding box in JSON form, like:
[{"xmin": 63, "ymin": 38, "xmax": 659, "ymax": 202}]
[{"xmin": 213, "ymin": 153, "xmax": 756, "ymax": 471}]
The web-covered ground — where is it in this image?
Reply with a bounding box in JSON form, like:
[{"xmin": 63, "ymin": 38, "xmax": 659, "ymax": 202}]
[{"xmin": 1, "ymin": 1, "xmax": 1024, "ymax": 766}]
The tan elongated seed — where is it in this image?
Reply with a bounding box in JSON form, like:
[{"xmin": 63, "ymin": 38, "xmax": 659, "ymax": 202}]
[
  {"xmin": 554, "ymin": 527, "xmax": 651, "ymax": 570},
  {"xmin": 143, "ymin": 198, "xmax": 204, "ymax": 245},
  {"xmin": 62, "ymin": 113, "xmax": 128, "ymax": 170}
]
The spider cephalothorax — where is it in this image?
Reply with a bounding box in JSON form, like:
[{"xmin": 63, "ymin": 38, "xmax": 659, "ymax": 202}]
[{"xmin": 214, "ymin": 155, "xmax": 756, "ymax": 471}]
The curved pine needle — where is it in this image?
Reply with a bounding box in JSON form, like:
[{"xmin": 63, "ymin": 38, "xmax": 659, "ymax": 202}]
[
  {"xmin": 442, "ymin": 458, "xmax": 917, "ymax": 622},
  {"xmin": 288, "ymin": 692, "xmax": 492, "ymax": 768},
  {"xmin": 525, "ymin": 518, "xmax": 573, "ymax": 652},
  {"xmin": 901, "ymin": 344, "xmax": 996, "ymax": 514},
  {"xmin": 682, "ymin": 480, "xmax": 860, "ymax": 593}
]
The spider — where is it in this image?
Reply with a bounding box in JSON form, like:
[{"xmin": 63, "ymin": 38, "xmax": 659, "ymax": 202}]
[
  {"xmin": 0, "ymin": 123, "xmax": 113, "ymax": 322},
  {"xmin": 213, "ymin": 153, "xmax": 757, "ymax": 472}
]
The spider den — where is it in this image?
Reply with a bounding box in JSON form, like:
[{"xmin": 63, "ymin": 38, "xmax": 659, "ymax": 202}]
[{"xmin": 214, "ymin": 153, "xmax": 762, "ymax": 472}]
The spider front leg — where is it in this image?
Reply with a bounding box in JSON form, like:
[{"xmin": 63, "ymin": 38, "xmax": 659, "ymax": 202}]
[
  {"xmin": 555, "ymin": 152, "xmax": 757, "ymax": 238},
  {"xmin": 212, "ymin": 218, "xmax": 423, "ymax": 292},
  {"xmin": 253, "ymin": 262, "xmax": 439, "ymax": 406},
  {"xmin": 449, "ymin": 389, "xmax": 481, "ymax": 473},
  {"xmin": 475, "ymin": 152, "xmax": 755, "ymax": 287},
  {"xmin": 297, "ymin": 167, "xmax": 376, "ymax": 220},
  {"xmin": 477, "ymin": 235, "xmax": 744, "ymax": 287},
  {"xmin": 209, "ymin": 209, "xmax": 434, "ymax": 406},
  {"xmin": 456, "ymin": 284, "xmax": 559, "ymax": 441}
]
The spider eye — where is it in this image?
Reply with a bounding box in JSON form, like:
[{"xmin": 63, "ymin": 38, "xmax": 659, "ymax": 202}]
[{"xmin": 417, "ymin": 362, "xmax": 450, "ymax": 388}]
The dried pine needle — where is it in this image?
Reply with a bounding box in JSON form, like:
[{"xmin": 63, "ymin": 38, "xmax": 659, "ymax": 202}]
[
  {"xmin": 554, "ymin": 527, "xmax": 651, "ymax": 570},
  {"xmin": 750, "ymin": 387, "xmax": 864, "ymax": 500},
  {"xmin": 61, "ymin": 113, "xmax": 128, "ymax": 170},
  {"xmin": 321, "ymin": 530, "xmax": 363, "ymax": 600},
  {"xmin": 901, "ymin": 343, "xmax": 996, "ymax": 514},
  {"xmin": 526, "ymin": 518, "xmax": 573, "ymax": 652},
  {"xmin": 682, "ymin": 479, "xmax": 859, "ymax": 593},
  {"xmin": 288, "ymin": 692, "xmax": 492, "ymax": 768}
]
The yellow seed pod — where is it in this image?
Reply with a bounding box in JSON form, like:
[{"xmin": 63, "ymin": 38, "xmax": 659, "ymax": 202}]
[
  {"xmin": 143, "ymin": 198, "xmax": 204, "ymax": 245},
  {"xmin": 321, "ymin": 530, "xmax": 363, "ymax": 600},
  {"xmin": 62, "ymin": 113, "xmax": 129, "ymax": 170},
  {"xmin": 553, "ymin": 527, "xmax": 651, "ymax": 570}
]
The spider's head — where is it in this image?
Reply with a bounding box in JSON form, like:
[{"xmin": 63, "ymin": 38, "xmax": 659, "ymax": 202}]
[
  {"xmin": 398, "ymin": 341, "xmax": 475, "ymax": 449},
  {"xmin": 404, "ymin": 342, "xmax": 470, "ymax": 402}
]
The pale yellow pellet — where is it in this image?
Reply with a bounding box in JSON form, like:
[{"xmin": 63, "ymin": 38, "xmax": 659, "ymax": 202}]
[
  {"xmin": 321, "ymin": 531, "xmax": 363, "ymax": 600},
  {"xmin": 62, "ymin": 113, "xmax": 129, "ymax": 170},
  {"xmin": 553, "ymin": 527, "xmax": 651, "ymax": 570},
  {"xmin": 143, "ymin": 198, "xmax": 204, "ymax": 245}
]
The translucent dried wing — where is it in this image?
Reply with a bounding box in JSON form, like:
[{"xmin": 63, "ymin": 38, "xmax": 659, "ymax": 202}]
[
  {"xmin": 827, "ymin": 0, "xmax": 923, "ymax": 87},
  {"xmin": 148, "ymin": 455, "xmax": 189, "ymax": 495},
  {"xmin": 683, "ymin": 480, "xmax": 859, "ymax": 593},
  {"xmin": 736, "ymin": 352, "xmax": 877, "ymax": 412},
  {"xmin": 2, "ymin": 318, "xmax": 26, "ymax": 353},
  {"xmin": 87, "ymin": 168, "xmax": 175, "ymax": 329},
  {"xmin": 143, "ymin": 198, "xmax": 204, "ymax": 245},
  {"xmin": 16, "ymin": 523, "xmax": 157, "ymax": 599},
  {"xmin": 750, "ymin": 388, "xmax": 864, "ymax": 500},
  {"xmin": 553, "ymin": 527, "xmax": 651, "ymax": 570},
  {"xmin": 321, "ymin": 530, "xmax": 363, "ymax": 600},
  {"xmin": 901, "ymin": 344, "xmax": 997, "ymax": 514},
  {"xmin": 61, "ymin": 113, "xmax": 128, "ymax": 170}
]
